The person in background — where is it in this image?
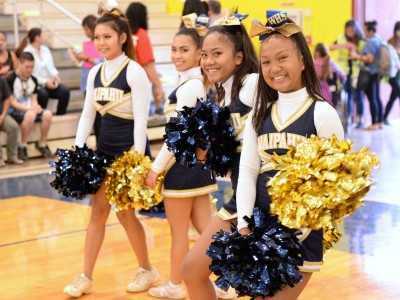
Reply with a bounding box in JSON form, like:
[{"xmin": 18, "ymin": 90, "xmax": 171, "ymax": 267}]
[
  {"xmin": 313, "ymin": 43, "xmax": 346, "ymax": 105},
  {"xmin": 180, "ymin": 0, "xmax": 209, "ymax": 29},
  {"xmin": 0, "ymin": 76, "xmax": 23, "ymax": 166},
  {"xmin": 126, "ymin": 2, "xmax": 165, "ymax": 114},
  {"xmin": 7, "ymin": 52, "xmax": 53, "ymax": 160},
  {"xmin": 384, "ymin": 21, "xmax": 400, "ymax": 125},
  {"xmin": 15, "ymin": 28, "xmax": 70, "ymax": 115},
  {"xmin": 74, "ymin": 14, "xmax": 104, "ymax": 144},
  {"xmin": 330, "ymin": 19, "xmax": 365, "ymax": 128},
  {"xmin": 0, "ymin": 31, "xmax": 19, "ymax": 78},
  {"xmin": 207, "ymin": 0, "xmax": 221, "ymax": 27},
  {"xmin": 351, "ymin": 20, "xmax": 383, "ymax": 130}
]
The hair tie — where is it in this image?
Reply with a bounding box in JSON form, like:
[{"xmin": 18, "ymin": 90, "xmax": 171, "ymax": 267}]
[
  {"xmin": 98, "ymin": 0, "xmax": 123, "ymax": 17},
  {"xmin": 181, "ymin": 13, "xmax": 209, "ymax": 36},
  {"xmin": 213, "ymin": 13, "xmax": 248, "ymax": 26},
  {"xmin": 250, "ymin": 10, "xmax": 302, "ymax": 40}
]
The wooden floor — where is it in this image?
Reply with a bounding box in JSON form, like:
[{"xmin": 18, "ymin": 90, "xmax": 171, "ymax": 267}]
[{"xmin": 1, "ymin": 121, "xmax": 400, "ymax": 299}]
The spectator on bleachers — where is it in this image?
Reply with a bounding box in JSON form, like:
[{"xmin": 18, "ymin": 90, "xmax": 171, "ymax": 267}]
[
  {"xmin": 313, "ymin": 43, "xmax": 346, "ymax": 105},
  {"xmin": 6, "ymin": 52, "xmax": 53, "ymax": 160},
  {"xmin": 180, "ymin": 0, "xmax": 209, "ymax": 29},
  {"xmin": 126, "ymin": 2, "xmax": 165, "ymax": 114},
  {"xmin": 15, "ymin": 28, "xmax": 70, "ymax": 115},
  {"xmin": 0, "ymin": 31, "xmax": 19, "ymax": 78},
  {"xmin": 0, "ymin": 76, "xmax": 23, "ymax": 166},
  {"xmin": 74, "ymin": 14, "xmax": 104, "ymax": 144},
  {"xmin": 384, "ymin": 21, "xmax": 400, "ymax": 125},
  {"xmin": 207, "ymin": 0, "xmax": 221, "ymax": 27},
  {"xmin": 330, "ymin": 19, "xmax": 365, "ymax": 128}
]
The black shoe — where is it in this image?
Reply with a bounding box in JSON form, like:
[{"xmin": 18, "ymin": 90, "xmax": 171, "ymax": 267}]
[
  {"xmin": 35, "ymin": 143, "xmax": 54, "ymax": 158},
  {"xmin": 18, "ymin": 146, "xmax": 29, "ymax": 161},
  {"xmin": 383, "ymin": 119, "xmax": 391, "ymax": 126}
]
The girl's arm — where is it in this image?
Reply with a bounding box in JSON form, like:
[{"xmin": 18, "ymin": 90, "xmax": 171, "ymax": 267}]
[
  {"xmin": 127, "ymin": 62, "xmax": 150, "ymax": 154},
  {"xmin": 75, "ymin": 65, "xmax": 100, "ymax": 146},
  {"xmin": 236, "ymin": 110, "xmax": 262, "ymax": 231},
  {"xmin": 239, "ymin": 73, "xmax": 259, "ymax": 108},
  {"xmin": 314, "ymin": 101, "xmax": 344, "ymax": 139}
]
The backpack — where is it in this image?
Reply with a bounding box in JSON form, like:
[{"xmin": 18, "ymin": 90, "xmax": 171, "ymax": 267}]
[{"xmin": 378, "ymin": 42, "xmax": 395, "ymax": 76}]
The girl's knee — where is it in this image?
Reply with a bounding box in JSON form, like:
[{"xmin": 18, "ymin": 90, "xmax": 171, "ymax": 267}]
[{"xmin": 116, "ymin": 209, "xmax": 136, "ymax": 225}]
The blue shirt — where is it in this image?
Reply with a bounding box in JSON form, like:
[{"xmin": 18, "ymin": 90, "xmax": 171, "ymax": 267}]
[{"xmin": 362, "ymin": 34, "xmax": 381, "ymax": 75}]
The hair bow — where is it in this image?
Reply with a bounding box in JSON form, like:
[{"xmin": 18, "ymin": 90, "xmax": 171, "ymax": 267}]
[
  {"xmin": 250, "ymin": 10, "xmax": 302, "ymax": 40},
  {"xmin": 98, "ymin": 0, "xmax": 122, "ymax": 17},
  {"xmin": 214, "ymin": 13, "xmax": 248, "ymax": 26},
  {"xmin": 181, "ymin": 13, "xmax": 209, "ymax": 36}
]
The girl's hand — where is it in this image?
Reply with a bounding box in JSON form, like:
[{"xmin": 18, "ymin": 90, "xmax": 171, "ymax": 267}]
[
  {"xmin": 238, "ymin": 227, "xmax": 251, "ymax": 235},
  {"xmin": 145, "ymin": 169, "xmax": 159, "ymax": 189}
]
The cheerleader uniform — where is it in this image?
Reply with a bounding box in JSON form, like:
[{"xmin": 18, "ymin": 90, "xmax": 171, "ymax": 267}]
[
  {"xmin": 236, "ymin": 87, "xmax": 344, "ymax": 272},
  {"xmin": 75, "ymin": 53, "xmax": 150, "ymax": 163},
  {"xmin": 215, "ymin": 74, "xmax": 258, "ymax": 220},
  {"xmin": 151, "ymin": 66, "xmax": 218, "ymax": 198}
]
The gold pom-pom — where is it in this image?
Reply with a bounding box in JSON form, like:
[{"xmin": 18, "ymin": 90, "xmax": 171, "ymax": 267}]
[
  {"xmin": 268, "ymin": 135, "xmax": 379, "ymax": 230},
  {"xmin": 323, "ymin": 225, "xmax": 342, "ymax": 256},
  {"xmin": 105, "ymin": 151, "xmax": 163, "ymax": 211}
]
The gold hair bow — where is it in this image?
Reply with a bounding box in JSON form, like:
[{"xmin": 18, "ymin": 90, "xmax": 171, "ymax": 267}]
[
  {"xmin": 249, "ymin": 18, "xmax": 302, "ymax": 39},
  {"xmin": 214, "ymin": 14, "xmax": 248, "ymax": 26},
  {"xmin": 181, "ymin": 13, "xmax": 209, "ymax": 36},
  {"xmin": 98, "ymin": 0, "xmax": 123, "ymax": 17}
]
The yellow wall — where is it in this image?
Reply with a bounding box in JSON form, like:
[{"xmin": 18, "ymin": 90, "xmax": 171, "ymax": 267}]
[{"xmin": 167, "ymin": 0, "xmax": 352, "ymax": 56}]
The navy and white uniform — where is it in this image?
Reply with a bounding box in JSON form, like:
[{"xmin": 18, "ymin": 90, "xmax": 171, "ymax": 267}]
[
  {"xmin": 151, "ymin": 67, "xmax": 218, "ymax": 198},
  {"xmin": 215, "ymin": 74, "xmax": 258, "ymax": 220},
  {"xmin": 236, "ymin": 87, "xmax": 344, "ymax": 272},
  {"xmin": 75, "ymin": 53, "xmax": 149, "ymax": 163}
]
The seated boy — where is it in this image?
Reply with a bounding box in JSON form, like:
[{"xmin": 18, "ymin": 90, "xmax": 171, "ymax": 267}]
[{"xmin": 6, "ymin": 52, "xmax": 53, "ymax": 160}]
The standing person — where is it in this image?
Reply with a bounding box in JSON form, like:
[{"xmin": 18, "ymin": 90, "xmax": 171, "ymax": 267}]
[
  {"xmin": 0, "ymin": 76, "xmax": 23, "ymax": 166},
  {"xmin": 313, "ymin": 43, "xmax": 346, "ymax": 105},
  {"xmin": 0, "ymin": 31, "xmax": 19, "ymax": 78},
  {"xmin": 351, "ymin": 20, "xmax": 383, "ymax": 130},
  {"xmin": 145, "ymin": 13, "xmax": 218, "ymax": 299},
  {"xmin": 15, "ymin": 28, "xmax": 70, "ymax": 115},
  {"xmin": 235, "ymin": 11, "xmax": 344, "ymax": 300},
  {"xmin": 74, "ymin": 14, "xmax": 104, "ymax": 145},
  {"xmin": 207, "ymin": 0, "xmax": 221, "ymax": 27},
  {"xmin": 125, "ymin": 2, "xmax": 165, "ymax": 114},
  {"xmin": 7, "ymin": 52, "xmax": 53, "ymax": 160},
  {"xmin": 330, "ymin": 19, "xmax": 365, "ymax": 128},
  {"xmin": 181, "ymin": 14, "xmax": 259, "ymax": 300},
  {"xmin": 384, "ymin": 21, "xmax": 400, "ymax": 125},
  {"xmin": 63, "ymin": 2, "xmax": 159, "ymax": 298}
]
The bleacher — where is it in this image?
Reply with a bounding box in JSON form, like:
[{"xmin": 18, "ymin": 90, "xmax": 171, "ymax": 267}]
[{"xmin": 1, "ymin": 0, "xmax": 178, "ymax": 159}]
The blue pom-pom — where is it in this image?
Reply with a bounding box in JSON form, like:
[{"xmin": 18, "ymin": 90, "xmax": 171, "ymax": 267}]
[
  {"xmin": 207, "ymin": 208, "xmax": 303, "ymax": 299},
  {"xmin": 164, "ymin": 98, "xmax": 239, "ymax": 177},
  {"xmin": 49, "ymin": 144, "xmax": 108, "ymax": 200}
]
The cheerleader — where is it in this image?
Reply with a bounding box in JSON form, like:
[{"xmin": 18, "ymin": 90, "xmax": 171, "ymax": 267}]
[
  {"xmin": 145, "ymin": 13, "xmax": 218, "ymax": 299},
  {"xmin": 236, "ymin": 11, "xmax": 344, "ymax": 299},
  {"xmin": 181, "ymin": 14, "xmax": 259, "ymax": 300},
  {"xmin": 63, "ymin": 2, "xmax": 159, "ymax": 297}
]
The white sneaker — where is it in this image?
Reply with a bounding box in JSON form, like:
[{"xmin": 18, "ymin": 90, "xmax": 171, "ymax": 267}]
[
  {"xmin": 63, "ymin": 273, "xmax": 93, "ymax": 298},
  {"xmin": 127, "ymin": 267, "xmax": 161, "ymax": 292},
  {"xmin": 215, "ymin": 285, "xmax": 237, "ymax": 299},
  {"xmin": 148, "ymin": 281, "xmax": 187, "ymax": 299}
]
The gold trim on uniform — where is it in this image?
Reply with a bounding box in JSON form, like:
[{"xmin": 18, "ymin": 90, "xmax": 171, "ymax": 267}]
[
  {"xmin": 298, "ymin": 261, "xmax": 322, "ymax": 273},
  {"xmin": 217, "ymin": 207, "xmax": 238, "ymax": 220},
  {"xmin": 272, "ymin": 97, "xmax": 313, "ymax": 132},
  {"xmin": 230, "ymin": 112, "xmax": 249, "ymax": 139},
  {"xmin": 297, "ymin": 228, "xmax": 312, "ymax": 242},
  {"xmin": 100, "ymin": 58, "xmax": 131, "ymax": 87},
  {"xmin": 95, "ymin": 93, "xmax": 132, "ymax": 117},
  {"xmin": 163, "ymin": 184, "xmax": 219, "ymax": 198}
]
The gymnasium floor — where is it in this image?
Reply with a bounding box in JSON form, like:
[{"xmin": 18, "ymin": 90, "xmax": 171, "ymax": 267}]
[{"xmin": 1, "ymin": 121, "xmax": 400, "ymax": 299}]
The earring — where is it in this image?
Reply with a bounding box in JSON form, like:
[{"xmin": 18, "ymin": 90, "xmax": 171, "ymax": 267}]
[{"xmin": 301, "ymin": 65, "xmax": 305, "ymax": 70}]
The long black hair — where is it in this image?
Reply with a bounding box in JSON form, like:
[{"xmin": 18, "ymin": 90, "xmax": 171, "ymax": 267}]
[
  {"xmin": 125, "ymin": 2, "xmax": 148, "ymax": 34},
  {"xmin": 252, "ymin": 19, "xmax": 324, "ymax": 132},
  {"xmin": 344, "ymin": 19, "xmax": 364, "ymax": 46}
]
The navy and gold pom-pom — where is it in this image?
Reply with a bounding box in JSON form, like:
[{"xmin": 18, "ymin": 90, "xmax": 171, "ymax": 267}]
[
  {"xmin": 49, "ymin": 144, "xmax": 107, "ymax": 200},
  {"xmin": 105, "ymin": 150, "xmax": 163, "ymax": 211},
  {"xmin": 206, "ymin": 208, "xmax": 303, "ymax": 299},
  {"xmin": 164, "ymin": 98, "xmax": 239, "ymax": 177}
]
